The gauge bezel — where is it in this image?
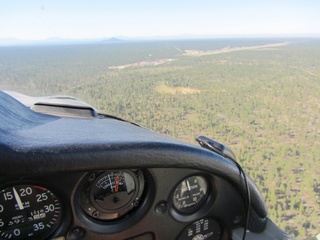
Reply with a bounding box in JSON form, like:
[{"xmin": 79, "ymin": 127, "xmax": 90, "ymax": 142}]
[
  {"xmin": 176, "ymin": 217, "xmax": 223, "ymax": 240},
  {"xmin": 86, "ymin": 169, "xmax": 144, "ymax": 220},
  {"xmin": 0, "ymin": 181, "xmax": 65, "ymax": 240},
  {"xmin": 169, "ymin": 173, "xmax": 217, "ymax": 222},
  {"xmin": 172, "ymin": 175, "xmax": 208, "ymax": 213},
  {"xmin": 74, "ymin": 169, "xmax": 154, "ymax": 234}
]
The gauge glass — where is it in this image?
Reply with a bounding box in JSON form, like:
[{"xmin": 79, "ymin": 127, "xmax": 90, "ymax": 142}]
[
  {"xmin": 91, "ymin": 171, "xmax": 136, "ymax": 211},
  {"xmin": 177, "ymin": 218, "xmax": 221, "ymax": 240},
  {"xmin": 80, "ymin": 169, "xmax": 145, "ymax": 221},
  {"xmin": 0, "ymin": 184, "xmax": 62, "ymax": 240},
  {"xmin": 173, "ymin": 176, "xmax": 208, "ymax": 213}
]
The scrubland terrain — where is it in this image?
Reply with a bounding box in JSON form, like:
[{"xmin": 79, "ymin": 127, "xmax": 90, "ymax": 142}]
[{"xmin": 1, "ymin": 38, "xmax": 319, "ymax": 239}]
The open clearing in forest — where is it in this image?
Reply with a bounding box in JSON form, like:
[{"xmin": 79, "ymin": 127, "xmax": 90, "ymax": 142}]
[
  {"xmin": 109, "ymin": 59, "xmax": 175, "ymax": 70},
  {"xmin": 154, "ymin": 82, "xmax": 201, "ymax": 94}
]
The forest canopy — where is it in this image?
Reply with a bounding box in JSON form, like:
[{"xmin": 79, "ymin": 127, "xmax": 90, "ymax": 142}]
[{"xmin": 0, "ymin": 38, "xmax": 319, "ymax": 239}]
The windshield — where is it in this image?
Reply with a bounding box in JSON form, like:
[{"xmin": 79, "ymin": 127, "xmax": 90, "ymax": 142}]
[{"xmin": 0, "ymin": 1, "xmax": 319, "ymax": 239}]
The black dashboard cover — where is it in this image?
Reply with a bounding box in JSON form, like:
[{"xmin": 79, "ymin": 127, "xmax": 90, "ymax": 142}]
[{"xmin": 0, "ymin": 91, "xmax": 268, "ymax": 227}]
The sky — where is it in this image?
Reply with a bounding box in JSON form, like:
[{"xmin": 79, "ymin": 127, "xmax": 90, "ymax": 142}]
[{"xmin": 0, "ymin": 0, "xmax": 320, "ymax": 40}]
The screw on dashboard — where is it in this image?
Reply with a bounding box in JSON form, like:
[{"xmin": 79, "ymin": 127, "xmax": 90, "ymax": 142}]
[
  {"xmin": 92, "ymin": 210, "xmax": 100, "ymax": 217},
  {"xmin": 68, "ymin": 226, "xmax": 86, "ymax": 240}
]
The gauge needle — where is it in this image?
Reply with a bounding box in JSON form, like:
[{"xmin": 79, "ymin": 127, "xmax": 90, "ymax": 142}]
[
  {"xmin": 13, "ymin": 187, "xmax": 24, "ymax": 210},
  {"xmin": 115, "ymin": 174, "xmax": 119, "ymax": 193},
  {"xmin": 108, "ymin": 174, "xmax": 114, "ymax": 192},
  {"xmin": 186, "ymin": 180, "xmax": 191, "ymax": 191}
]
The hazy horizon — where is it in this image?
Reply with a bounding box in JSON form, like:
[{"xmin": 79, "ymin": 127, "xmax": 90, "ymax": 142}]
[
  {"xmin": 1, "ymin": 34, "xmax": 320, "ymax": 47},
  {"xmin": 1, "ymin": 0, "xmax": 320, "ymax": 42}
]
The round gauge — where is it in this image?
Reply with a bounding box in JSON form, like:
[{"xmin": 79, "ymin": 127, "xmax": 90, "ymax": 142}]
[
  {"xmin": 80, "ymin": 169, "xmax": 145, "ymax": 221},
  {"xmin": 177, "ymin": 218, "xmax": 222, "ymax": 240},
  {"xmin": 172, "ymin": 176, "xmax": 208, "ymax": 213},
  {"xmin": 0, "ymin": 184, "xmax": 62, "ymax": 240}
]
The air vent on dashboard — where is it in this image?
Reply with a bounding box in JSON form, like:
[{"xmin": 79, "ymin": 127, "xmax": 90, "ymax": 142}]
[{"xmin": 32, "ymin": 104, "xmax": 95, "ymax": 118}]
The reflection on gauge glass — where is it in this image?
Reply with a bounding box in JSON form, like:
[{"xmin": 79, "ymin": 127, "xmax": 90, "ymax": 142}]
[
  {"xmin": 173, "ymin": 176, "xmax": 208, "ymax": 213},
  {"xmin": 91, "ymin": 171, "xmax": 136, "ymax": 211},
  {"xmin": 177, "ymin": 218, "xmax": 221, "ymax": 240},
  {"xmin": 0, "ymin": 184, "xmax": 62, "ymax": 240},
  {"xmin": 80, "ymin": 169, "xmax": 145, "ymax": 221}
]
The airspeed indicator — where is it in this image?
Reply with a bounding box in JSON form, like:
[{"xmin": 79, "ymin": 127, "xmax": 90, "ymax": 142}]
[{"xmin": 0, "ymin": 184, "xmax": 62, "ymax": 240}]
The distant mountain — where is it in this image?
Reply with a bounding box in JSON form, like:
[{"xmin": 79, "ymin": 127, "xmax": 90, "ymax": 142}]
[{"xmin": 102, "ymin": 37, "xmax": 125, "ymax": 43}]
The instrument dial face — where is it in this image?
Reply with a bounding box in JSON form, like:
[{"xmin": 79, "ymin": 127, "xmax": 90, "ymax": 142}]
[
  {"xmin": 80, "ymin": 169, "xmax": 145, "ymax": 221},
  {"xmin": 0, "ymin": 184, "xmax": 62, "ymax": 240},
  {"xmin": 173, "ymin": 176, "xmax": 208, "ymax": 213},
  {"xmin": 177, "ymin": 218, "xmax": 222, "ymax": 240},
  {"xmin": 90, "ymin": 171, "xmax": 136, "ymax": 212}
]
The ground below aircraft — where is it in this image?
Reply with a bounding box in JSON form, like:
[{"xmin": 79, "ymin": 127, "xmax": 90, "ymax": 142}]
[{"xmin": 0, "ymin": 90, "xmax": 293, "ymax": 239}]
